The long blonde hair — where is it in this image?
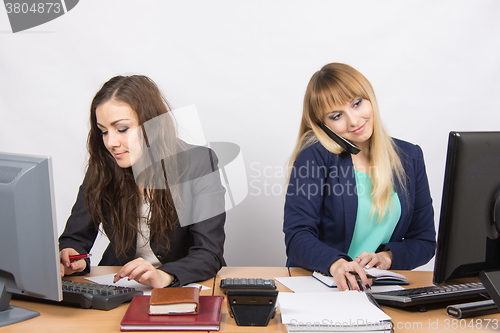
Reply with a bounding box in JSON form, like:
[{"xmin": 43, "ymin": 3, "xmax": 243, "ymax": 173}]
[{"xmin": 288, "ymin": 63, "xmax": 406, "ymax": 220}]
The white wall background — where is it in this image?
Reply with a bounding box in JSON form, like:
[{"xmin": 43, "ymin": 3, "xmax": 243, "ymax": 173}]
[{"xmin": 1, "ymin": 1, "xmax": 500, "ymax": 271}]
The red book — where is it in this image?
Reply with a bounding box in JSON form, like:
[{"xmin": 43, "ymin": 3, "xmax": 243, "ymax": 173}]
[{"xmin": 121, "ymin": 295, "xmax": 223, "ymax": 331}]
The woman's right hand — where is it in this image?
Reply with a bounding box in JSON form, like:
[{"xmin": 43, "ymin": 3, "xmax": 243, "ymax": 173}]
[
  {"xmin": 328, "ymin": 258, "xmax": 372, "ymax": 291},
  {"xmin": 60, "ymin": 248, "xmax": 87, "ymax": 277}
]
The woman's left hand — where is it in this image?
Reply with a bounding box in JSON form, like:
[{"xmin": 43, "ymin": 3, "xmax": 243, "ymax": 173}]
[
  {"xmin": 353, "ymin": 251, "xmax": 392, "ymax": 270},
  {"xmin": 113, "ymin": 257, "xmax": 174, "ymax": 288}
]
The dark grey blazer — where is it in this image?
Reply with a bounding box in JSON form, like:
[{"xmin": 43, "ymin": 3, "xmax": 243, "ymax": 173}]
[{"xmin": 59, "ymin": 144, "xmax": 226, "ymax": 286}]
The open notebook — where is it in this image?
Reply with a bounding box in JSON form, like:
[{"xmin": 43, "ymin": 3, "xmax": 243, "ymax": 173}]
[{"xmin": 313, "ymin": 268, "xmax": 408, "ymax": 287}]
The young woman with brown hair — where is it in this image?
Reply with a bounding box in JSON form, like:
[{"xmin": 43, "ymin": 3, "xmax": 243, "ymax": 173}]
[{"xmin": 59, "ymin": 75, "xmax": 225, "ymax": 288}]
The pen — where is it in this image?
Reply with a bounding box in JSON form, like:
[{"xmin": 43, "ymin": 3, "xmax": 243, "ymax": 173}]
[
  {"xmin": 347, "ymin": 271, "xmax": 377, "ymax": 280},
  {"xmin": 60, "ymin": 254, "xmax": 92, "ymax": 262}
]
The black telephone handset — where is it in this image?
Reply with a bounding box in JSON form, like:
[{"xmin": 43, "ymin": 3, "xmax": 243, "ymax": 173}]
[{"xmin": 319, "ymin": 123, "xmax": 361, "ymax": 155}]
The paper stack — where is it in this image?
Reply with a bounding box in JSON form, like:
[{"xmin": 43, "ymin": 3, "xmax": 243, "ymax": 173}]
[{"xmin": 279, "ymin": 291, "xmax": 393, "ymax": 332}]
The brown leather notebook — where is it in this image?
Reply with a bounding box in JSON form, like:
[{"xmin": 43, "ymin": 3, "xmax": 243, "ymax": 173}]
[{"xmin": 149, "ymin": 287, "xmax": 201, "ymax": 315}]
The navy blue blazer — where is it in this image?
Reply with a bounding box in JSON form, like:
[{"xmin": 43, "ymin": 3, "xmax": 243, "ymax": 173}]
[{"xmin": 283, "ymin": 138, "xmax": 436, "ymax": 274}]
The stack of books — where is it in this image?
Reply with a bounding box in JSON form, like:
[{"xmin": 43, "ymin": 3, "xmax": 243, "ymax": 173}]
[{"xmin": 120, "ymin": 287, "xmax": 223, "ymax": 331}]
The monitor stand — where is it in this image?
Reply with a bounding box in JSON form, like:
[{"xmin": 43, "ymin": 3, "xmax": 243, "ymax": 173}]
[
  {"xmin": 481, "ymin": 270, "xmax": 500, "ymax": 310},
  {"xmin": 0, "ymin": 281, "xmax": 40, "ymax": 328}
]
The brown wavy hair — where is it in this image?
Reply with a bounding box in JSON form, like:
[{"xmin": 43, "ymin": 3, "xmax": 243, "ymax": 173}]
[{"xmin": 86, "ymin": 75, "xmax": 185, "ymax": 257}]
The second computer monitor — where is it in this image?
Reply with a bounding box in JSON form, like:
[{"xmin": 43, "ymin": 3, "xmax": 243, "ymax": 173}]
[{"xmin": 433, "ymin": 131, "xmax": 500, "ymax": 285}]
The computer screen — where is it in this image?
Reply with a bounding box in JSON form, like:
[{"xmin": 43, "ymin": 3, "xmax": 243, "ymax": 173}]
[
  {"xmin": 433, "ymin": 132, "xmax": 500, "ymax": 285},
  {"xmin": 0, "ymin": 152, "xmax": 62, "ymax": 327}
]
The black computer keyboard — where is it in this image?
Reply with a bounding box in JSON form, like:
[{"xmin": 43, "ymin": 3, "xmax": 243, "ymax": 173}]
[
  {"xmin": 372, "ymin": 282, "xmax": 488, "ymax": 308},
  {"xmin": 61, "ymin": 280, "xmax": 142, "ymax": 310}
]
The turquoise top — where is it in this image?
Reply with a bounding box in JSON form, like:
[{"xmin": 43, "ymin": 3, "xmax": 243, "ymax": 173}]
[{"xmin": 347, "ymin": 170, "xmax": 401, "ymax": 259}]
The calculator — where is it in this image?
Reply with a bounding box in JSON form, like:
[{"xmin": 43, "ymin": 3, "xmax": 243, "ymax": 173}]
[{"xmin": 220, "ymin": 278, "xmax": 277, "ymax": 293}]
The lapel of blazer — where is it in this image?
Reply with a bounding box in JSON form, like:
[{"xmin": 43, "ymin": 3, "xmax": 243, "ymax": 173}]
[{"xmin": 338, "ymin": 153, "xmax": 357, "ymax": 253}]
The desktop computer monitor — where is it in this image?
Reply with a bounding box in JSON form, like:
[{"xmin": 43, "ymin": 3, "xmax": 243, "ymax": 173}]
[
  {"xmin": 0, "ymin": 152, "xmax": 62, "ymax": 327},
  {"xmin": 433, "ymin": 132, "xmax": 500, "ymax": 285}
]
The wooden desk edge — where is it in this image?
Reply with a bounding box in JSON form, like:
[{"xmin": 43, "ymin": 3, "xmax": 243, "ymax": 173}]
[{"xmin": 9, "ymin": 267, "xmax": 499, "ymax": 333}]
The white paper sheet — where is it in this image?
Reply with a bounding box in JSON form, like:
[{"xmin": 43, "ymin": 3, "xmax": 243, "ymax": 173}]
[
  {"xmin": 84, "ymin": 274, "xmax": 210, "ymax": 295},
  {"xmin": 279, "ymin": 291, "xmax": 392, "ymax": 329}
]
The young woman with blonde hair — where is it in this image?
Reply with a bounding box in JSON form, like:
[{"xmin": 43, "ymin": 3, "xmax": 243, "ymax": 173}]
[{"xmin": 283, "ymin": 63, "xmax": 436, "ymax": 291}]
